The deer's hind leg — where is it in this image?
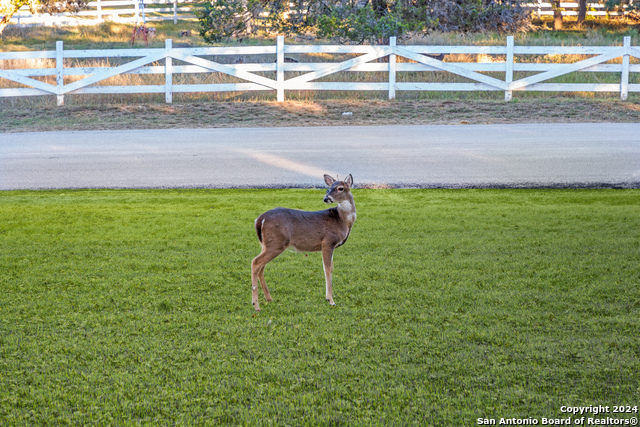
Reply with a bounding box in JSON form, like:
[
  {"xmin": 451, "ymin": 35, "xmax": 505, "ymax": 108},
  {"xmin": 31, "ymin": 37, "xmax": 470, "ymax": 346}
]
[{"xmin": 251, "ymin": 244, "xmax": 286, "ymax": 310}]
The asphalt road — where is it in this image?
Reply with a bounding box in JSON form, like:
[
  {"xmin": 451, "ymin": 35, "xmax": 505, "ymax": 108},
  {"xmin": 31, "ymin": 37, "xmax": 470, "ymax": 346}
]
[{"xmin": 1, "ymin": 124, "xmax": 639, "ymax": 190}]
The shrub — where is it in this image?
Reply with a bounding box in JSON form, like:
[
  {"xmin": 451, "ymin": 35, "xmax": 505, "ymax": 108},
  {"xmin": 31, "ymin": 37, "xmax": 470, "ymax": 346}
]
[
  {"xmin": 316, "ymin": 5, "xmax": 430, "ymax": 44},
  {"xmin": 195, "ymin": 0, "xmax": 533, "ymax": 44},
  {"xmin": 431, "ymin": 0, "xmax": 533, "ymax": 33},
  {"xmin": 195, "ymin": 0, "xmax": 261, "ymax": 43}
]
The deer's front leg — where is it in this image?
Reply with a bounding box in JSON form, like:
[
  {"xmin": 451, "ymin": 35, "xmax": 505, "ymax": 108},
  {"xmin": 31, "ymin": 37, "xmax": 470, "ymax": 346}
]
[
  {"xmin": 321, "ymin": 245, "xmax": 335, "ymax": 306},
  {"xmin": 251, "ymin": 257, "xmax": 261, "ymax": 311}
]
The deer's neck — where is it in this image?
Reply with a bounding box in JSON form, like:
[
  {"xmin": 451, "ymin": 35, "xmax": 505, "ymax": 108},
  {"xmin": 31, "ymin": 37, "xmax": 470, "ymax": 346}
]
[{"xmin": 336, "ymin": 197, "xmax": 357, "ymax": 227}]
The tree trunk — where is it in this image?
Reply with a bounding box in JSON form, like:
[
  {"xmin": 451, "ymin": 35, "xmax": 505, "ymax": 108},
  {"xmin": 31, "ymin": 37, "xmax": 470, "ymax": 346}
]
[
  {"xmin": 0, "ymin": 15, "xmax": 11, "ymax": 35},
  {"xmin": 577, "ymin": 0, "xmax": 587, "ymax": 24},
  {"xmin": 553, "ymin": 1, "xmax": 563, "ymax": 30}
]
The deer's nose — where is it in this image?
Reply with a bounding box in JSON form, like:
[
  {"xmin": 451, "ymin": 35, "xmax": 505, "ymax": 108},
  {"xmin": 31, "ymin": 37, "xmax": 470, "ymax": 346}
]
[{"xmin": 324, "ymin": 196, "xmax": 333, "ymax": 203}]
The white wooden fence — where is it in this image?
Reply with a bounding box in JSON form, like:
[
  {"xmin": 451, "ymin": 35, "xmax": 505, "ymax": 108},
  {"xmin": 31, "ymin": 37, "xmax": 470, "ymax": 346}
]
[
  {"xmin": 0, "ymin": 36, "xmax": 638, "ymax": 105},
  {"xmin": 10, "ymin": 0, "xmax": 197, "ymax": 26},
  {"xmin": 527, "ymin": 0, "xmax": 631, "ymax": 17}
]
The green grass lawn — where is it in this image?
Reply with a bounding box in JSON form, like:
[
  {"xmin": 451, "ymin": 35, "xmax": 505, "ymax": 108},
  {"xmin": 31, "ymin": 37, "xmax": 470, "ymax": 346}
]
[{"xmin": 1, "ymin": 189, "xmax": 638, "ymax": 425}]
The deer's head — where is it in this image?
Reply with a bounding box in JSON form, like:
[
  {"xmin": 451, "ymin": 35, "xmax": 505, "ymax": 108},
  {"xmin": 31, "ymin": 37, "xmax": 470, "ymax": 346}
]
[{"xmin": 323, "ymin": 174, "xmax": 354, "ymax": 204}]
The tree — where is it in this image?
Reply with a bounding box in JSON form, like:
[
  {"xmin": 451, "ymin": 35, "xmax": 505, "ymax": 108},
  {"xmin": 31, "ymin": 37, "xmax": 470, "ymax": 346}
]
[
  {"xmin": 195, "ymin": 0, "xmax": 261, "ymax": 43},
  {"xmin": 577, "ymin": 0, "xmax": 587, "ymax": 24},
  {"xmin": 196, "ymin": 0, "xmax": 326, "ymax": 43},
  {"xmin": 604, "ymin": 0, "xmax": 640, "ymax": 21},
  {"xmin": 316, "ymin": 4, "xmax": 427, "ymax": 44},
  {"xmin": 196, "ymin": 0, "xmax": 532, "ymax": 44},
  {"xmin": 1, "ymin": 0, "xmax": 89, "ymax": 35},
  {"xmin": 552, "ymin": 0, "xmax": 564, "ymax": 30}
]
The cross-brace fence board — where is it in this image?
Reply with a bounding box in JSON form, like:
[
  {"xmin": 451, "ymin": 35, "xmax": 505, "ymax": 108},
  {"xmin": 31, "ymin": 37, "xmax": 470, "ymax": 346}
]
[
  {"xmin": 394, "ymin": 46, "xmax": 508, "ymax": 91},
  {"xmin": 508, "ymin": 49, "xmax": 626, "ymax": 91},
  {"xmin": 61, "ymin": 51, "xmax": 167, "ymax": 94},
  {"xmin": 0, "ymin": 69, "xmax": 57, "ymax": 94},
  {"xmin": 284, "ymin": 47, "xmax": 391, "ymax": 87},
  {"xmin": 168, "ymin": 51, "xmax": 278, "ymax": 90}
]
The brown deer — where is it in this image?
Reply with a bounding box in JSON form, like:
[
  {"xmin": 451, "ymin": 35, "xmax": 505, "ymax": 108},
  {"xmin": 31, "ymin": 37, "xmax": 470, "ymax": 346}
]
[{"xmin": 251, "ymin": 174, "xmax": 356, "ymax": 311}]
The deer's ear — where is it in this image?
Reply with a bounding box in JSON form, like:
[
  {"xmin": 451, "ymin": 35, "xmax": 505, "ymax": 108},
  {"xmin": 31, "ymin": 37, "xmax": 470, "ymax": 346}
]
[
  {"xmin": 324, "ymin": 174, "xmax": 336, "ymax": 186},
  {"xmin": 345, "ymin": 174, "xmax": 353, "ymax": 187}
]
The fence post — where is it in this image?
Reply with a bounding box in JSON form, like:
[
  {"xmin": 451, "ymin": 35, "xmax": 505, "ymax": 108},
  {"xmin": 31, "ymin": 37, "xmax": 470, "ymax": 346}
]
[
  {"xmin": 276, "ymin": 35, "xmax": 285, "ymax": 102},
  {"xmin": 389, "ymin": 37, "xmax": 396, "ymax": 100},
  {"xmin": 505, "ymin": 36, "xmax": 514, "ymax": 102},
  {"xmin": 97, "ymin": 0, "xmax": 102, "ymax": 21},
  {"xmin": 165, "ymin": 39, "xmax": 173, "ymax": 104},
  {"xmin": 140, "ymin": 0, "xmax": 146, "ymax": 23},
  {"xmin": 173, "ymin": 0, "xmax": 178, "ymax": 24},
  {"xmin": 621, "ymin": 36, "xmax": 630, "ymax": 101},
  {"xmin": 56, "ymin": 41, "xmax": 64, "ymax": 106}
]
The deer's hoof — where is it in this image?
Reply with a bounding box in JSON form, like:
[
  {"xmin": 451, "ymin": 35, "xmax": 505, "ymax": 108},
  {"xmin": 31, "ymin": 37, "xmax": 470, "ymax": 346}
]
[{"xmin": 266, "ymin": 297, "xmax": 273, "ymax": 302}]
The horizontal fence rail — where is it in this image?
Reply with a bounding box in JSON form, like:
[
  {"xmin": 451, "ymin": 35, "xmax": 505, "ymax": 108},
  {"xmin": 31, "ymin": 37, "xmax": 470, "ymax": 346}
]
[{"xmin": 0, "ymin": 36, "xmax": 638, "ymax": 105}]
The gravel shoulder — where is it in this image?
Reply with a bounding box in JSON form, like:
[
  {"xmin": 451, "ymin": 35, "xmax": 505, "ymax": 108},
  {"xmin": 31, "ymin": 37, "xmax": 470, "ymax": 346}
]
[{"xmin": 2, "ymin": 98, "xmax": 640, "ymax": 132}]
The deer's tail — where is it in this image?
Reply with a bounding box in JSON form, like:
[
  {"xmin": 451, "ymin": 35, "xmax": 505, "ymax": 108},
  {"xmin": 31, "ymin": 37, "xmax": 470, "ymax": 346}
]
[{"xmin": 255, "ymin": 215, "xmax": 264, "ymax": 243}]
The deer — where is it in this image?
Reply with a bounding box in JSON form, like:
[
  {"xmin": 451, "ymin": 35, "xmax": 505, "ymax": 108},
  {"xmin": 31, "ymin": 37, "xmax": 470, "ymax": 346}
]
[{"xmin": 251, "ymin": 174, "xmax": 356, "ymax": 311}]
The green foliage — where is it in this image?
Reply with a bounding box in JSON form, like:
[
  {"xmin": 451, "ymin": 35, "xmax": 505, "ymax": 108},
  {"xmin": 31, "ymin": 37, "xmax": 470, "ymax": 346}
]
[
  {"xmin": 262, "ymin": 0, "xmax": 322, "ymax": 34},
  {"xmin": 1, "ymin": 189, "xmax": 639, "ymax": 424},
  {"xmin": 604, "ymin": 0, "xmax": 640, "ymax": 14},
  {"xmin": 195, "ymin": 0, "xmax": 261, "ymax": 43},
  {"xmin": 195, "ymin": 0, "xmax": 532, "ymax": 44},
  {"xmin": 316, "ymin": 5, "xmax": 429, "ymax": 44},
  {"xmin": 430, "ymin": 0, "xmax": 532, "ymax": 32}
]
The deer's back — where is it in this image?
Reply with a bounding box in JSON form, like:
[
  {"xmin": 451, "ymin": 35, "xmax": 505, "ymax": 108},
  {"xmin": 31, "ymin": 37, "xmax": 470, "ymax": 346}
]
[{"xmin": 256, "ymin": 207, "xmax": 348, "ymax": 252}]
